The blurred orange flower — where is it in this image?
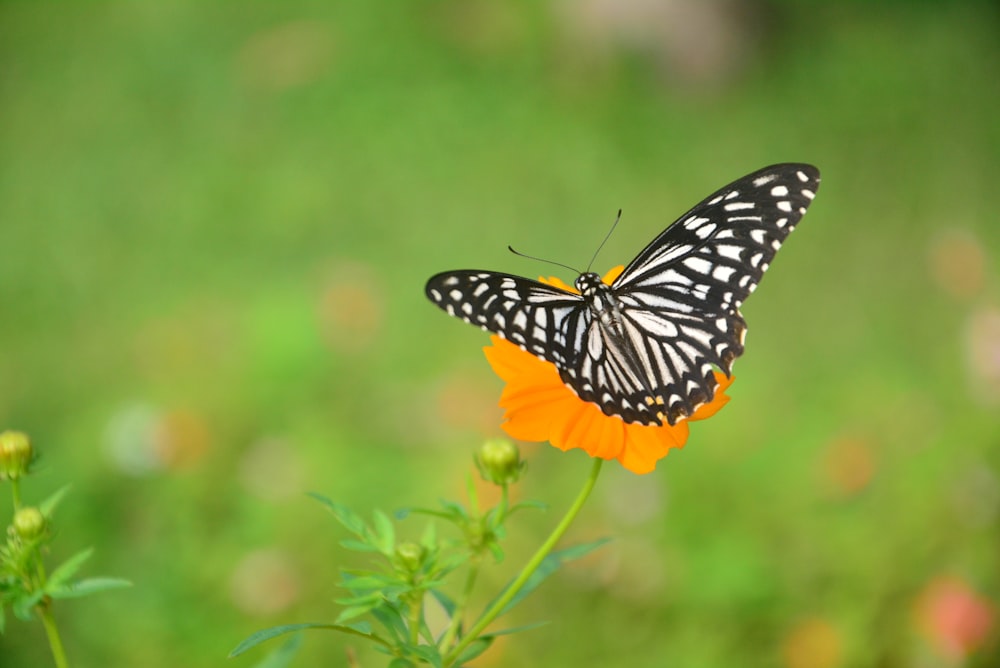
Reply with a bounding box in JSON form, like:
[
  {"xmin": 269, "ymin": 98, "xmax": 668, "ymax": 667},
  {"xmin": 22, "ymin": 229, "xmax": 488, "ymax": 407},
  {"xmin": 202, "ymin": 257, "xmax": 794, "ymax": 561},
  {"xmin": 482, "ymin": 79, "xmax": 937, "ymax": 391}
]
[{"xmin": 483, "ymin": 268, "xmax": 733, "ymax": 474}]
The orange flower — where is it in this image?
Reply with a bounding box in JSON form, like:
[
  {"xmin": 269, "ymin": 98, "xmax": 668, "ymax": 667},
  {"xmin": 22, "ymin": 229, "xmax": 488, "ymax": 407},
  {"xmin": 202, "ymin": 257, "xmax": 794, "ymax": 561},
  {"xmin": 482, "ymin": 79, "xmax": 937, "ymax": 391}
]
[{"xmin": 483, "ymin": 267, "xmax": 733, "ymax": 475}]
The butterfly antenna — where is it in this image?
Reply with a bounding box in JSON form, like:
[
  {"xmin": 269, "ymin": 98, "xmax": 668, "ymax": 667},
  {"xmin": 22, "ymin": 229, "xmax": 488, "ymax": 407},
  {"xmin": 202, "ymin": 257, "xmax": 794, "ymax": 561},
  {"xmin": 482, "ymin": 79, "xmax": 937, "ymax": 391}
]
[
  {"xmin": 507, "ymin": 246, "xmax": 582, "ymax": 275},
  {"xmin": 586, "ymin": 209, "xmax": 622, "ymax": 273}
]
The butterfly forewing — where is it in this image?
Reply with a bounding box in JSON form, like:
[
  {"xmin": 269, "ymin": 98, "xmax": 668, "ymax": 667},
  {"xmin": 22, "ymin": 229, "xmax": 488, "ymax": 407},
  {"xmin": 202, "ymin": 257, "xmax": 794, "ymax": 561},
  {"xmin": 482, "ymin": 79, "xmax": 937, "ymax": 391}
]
[
  {"xmin": 426, "ymin": 163, "xmax": 820, "ymax": 426},
  {"xmin": 425, "ymin": 271, "xmax": 587, "ymax": 368},
  {"xmin": 615, "ymin": 164, "xmax": 821, "ymax": 310}
]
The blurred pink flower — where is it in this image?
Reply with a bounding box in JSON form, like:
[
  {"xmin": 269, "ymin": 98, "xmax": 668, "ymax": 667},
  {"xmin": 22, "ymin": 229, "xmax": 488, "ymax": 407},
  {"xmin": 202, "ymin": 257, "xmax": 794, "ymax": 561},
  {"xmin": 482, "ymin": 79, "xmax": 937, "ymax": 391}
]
[{"xmin": 915, "ymin": 576, "xmax": 995, "ymax": 661}]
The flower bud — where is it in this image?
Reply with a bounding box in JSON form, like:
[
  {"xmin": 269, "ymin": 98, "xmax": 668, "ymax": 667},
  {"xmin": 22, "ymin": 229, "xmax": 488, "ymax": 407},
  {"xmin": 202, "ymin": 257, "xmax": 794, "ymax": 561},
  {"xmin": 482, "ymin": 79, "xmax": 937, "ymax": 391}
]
[
  {"xmin": 395, "ymin": 542, "xmax": 425, "ymax": 573},
  {"xmin": 13, "ymin": 507, "xmax": 47, "ymax": 540},
  {"xmin": 475, "ymin": 439, "xmax": 525, "ymax": 486},
  {"xmin": 0, "ymin": 430, "xmax": 33, "ymax": 481}
]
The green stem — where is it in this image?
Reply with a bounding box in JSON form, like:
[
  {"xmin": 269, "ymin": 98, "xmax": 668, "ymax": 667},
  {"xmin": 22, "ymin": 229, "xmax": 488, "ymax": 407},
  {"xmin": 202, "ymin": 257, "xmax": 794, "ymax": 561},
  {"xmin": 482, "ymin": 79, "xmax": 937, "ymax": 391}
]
[
  {"xmin": 438, "ymin": 555, "xmax": 482, "ymax": 653},
  {"xmin": 38, "ymin": 603, "xmax": 69, "ymax": 668},
  {"xmin": 408, "ymin": 597, "xmax": 421, "ymax": 645},
  {"xmin": 443, "ymin": 457, "xmax": 604, "ymax": 666},
  {"xmin": 11, "ymin": 478, "xmax": 23, "ymax": 510}
]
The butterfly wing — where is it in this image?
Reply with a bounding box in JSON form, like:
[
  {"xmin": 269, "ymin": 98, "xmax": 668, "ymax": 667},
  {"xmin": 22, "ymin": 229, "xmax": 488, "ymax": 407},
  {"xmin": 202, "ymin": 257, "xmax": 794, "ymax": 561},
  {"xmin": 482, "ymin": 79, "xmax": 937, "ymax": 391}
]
[
  {"xmin": 425, "ymin": 271, "xmax": 588, "ymax": 369},
  {"xmin": 594, "ymin": 163, "xmax": 821, "ymax": 422},
  {"xmin": 614, "ymin": 163, "xmax": 820, "ymax": 310},
  {"xmin": 425, "ymin": 164, "xmax": 820, "ymax": 428}
]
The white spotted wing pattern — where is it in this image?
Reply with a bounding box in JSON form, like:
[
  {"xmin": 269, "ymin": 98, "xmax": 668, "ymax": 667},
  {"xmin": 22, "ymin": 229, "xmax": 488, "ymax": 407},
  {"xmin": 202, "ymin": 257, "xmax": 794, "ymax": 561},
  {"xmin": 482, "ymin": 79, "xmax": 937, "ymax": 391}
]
[{"xmin": 426, "ymin": 164, "xmax": 820, "ymax": 425}]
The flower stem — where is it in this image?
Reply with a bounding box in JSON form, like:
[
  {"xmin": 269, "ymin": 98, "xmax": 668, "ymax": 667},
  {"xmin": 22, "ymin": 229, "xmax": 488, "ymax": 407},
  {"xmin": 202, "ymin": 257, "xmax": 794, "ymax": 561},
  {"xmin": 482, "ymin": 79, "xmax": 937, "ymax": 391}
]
[
  {"xmin": 443, "ymin": 457, "xmax": 604, "ymax": 666},
  {"xmin": 438, "ymin": 555, "xmax": 481, "ymax": 653},
  {"xmin": 11, "ymin": 478, "xmax": 23, "ymax": 510},
  {"xmin": 408, "ymin": 595, "xmax": 422, "ymax": 646},
  {"xmin": 38, "ymin": 603, "xmax": 69, "ymax": 668}
]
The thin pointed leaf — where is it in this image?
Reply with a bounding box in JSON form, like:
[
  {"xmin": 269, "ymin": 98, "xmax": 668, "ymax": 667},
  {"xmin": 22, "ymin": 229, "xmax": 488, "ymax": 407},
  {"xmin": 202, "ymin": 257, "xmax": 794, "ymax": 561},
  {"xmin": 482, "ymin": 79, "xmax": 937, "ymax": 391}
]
[
  {"xmin": 429, "ymin": 589, "xmax": 457, "ymax": 618},
  {"xmin": 480, "ymin": 538, "xmax": 611, "ymax": 621},
  {"xmin": 309, "ymin": 494, "xmax": 371, "ymax": 540},
  {"xmin": 410, "ymin": 643, "xmax": 444, "ymax": 668},
  {"xmin": 338, "ymin": 575, "xmax": 393, "ymax": 591},
  {"xmin": 334, "ymin": 592, "xmax": 383, "ymax": 607},
  {"xmin": 335, "ymin": 604, "xmax": 378, "ymax": 624},
  {"xmin": 370, "ymin": 604, "xmax": 408, "ymax": 642},
  {"xmin": 509, "ymin": 500, "xmax": 547, "ymax": 514},
  {"xmin": 398, "ymin": 508, "xmax": 454, "ymax": 521},
  {"xmin": 485, "ymin": 620, "xmax": 550, "ymax": 637},
  {"xmin": 229, "ymin": 622, "xmax": 385, "ymax": 658},
  {"xmin": 420, "ymin": 522, "xmax": 437, "ymax": 551},
  {"xmin": 339, "ymin": 538, "xmax": 381, "ymax": 553},
  {"xmin": 248, "ymin": 632, "xmax": 302, "ymax": 668},
  {"xmin": 437, "ymin": 499, "xmax": 470, "ymax": 522},
  {"xmin": 387, "ymin": 659, "xmax": 416, "ymax": 668},
  {"xmin": 455, "ymin": 637, "xmax": 493, "ymax": 665},
  {"xmin": 46, "ymin": 548, "xmax": 93, "ymax": 589},
  {"xmin": 12, "ymin": 590, "xmax": 45, "ymax": 620},
  {"xmin": 39, "ymin": 485, "xmax": 72, "ymax": 517},
  {"xmin": 372, "ymin": 510, "xmax": 395, "ymax": 555},
  {"xmin": 47, "ymin": 577, "xmax": 132, "ymax": 599}
]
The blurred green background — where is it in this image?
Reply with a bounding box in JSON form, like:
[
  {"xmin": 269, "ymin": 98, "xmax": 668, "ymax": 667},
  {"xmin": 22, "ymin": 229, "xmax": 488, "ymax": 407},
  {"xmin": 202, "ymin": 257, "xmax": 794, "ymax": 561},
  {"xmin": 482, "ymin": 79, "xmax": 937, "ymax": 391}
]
[{"xmin": 2, "ymin": 1, "xmax": 999, "ymax": 666}]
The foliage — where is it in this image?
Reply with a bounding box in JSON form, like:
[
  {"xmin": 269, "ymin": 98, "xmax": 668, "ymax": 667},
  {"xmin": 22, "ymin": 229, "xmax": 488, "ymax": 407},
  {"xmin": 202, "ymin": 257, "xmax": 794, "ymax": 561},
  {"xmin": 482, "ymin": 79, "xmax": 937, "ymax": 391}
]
[
  {"xmin": 232, "ymin": 446, "xmax": 606, "ymax": 666},
  {"xmin": 0, "ymin": 431, "xmax": 131, "ymax": 667}
]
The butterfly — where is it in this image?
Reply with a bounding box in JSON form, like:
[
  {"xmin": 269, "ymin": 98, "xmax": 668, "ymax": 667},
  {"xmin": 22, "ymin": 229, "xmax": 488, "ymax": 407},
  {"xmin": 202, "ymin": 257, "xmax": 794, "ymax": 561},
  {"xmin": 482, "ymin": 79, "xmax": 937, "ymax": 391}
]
[{"xmin": 426, "ymin": 163, "xmax": 820, "ymax": 426}]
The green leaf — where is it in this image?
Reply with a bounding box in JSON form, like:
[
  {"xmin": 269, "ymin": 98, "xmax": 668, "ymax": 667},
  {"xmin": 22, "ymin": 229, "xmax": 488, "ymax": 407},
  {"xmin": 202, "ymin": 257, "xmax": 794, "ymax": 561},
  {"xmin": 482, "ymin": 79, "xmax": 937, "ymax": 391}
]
[
  {"xmin": 409, "ymin": 642, "xmax": 443, "ymax": 667},
  {"xmin": 455, "ymin": 637, "xmax": 492, "ymax": 665},
  {"xmin": 429, "ymin": 588, "xmax": 457, "ymax": 618},
  {"xmin": 309, "ymin": 494, "xmax": 371, "ymax": 540},
  {"xmin": 437, "ymin": 499, "xmax": 470, "ymax": 523},
  {"xmin": 229, "ymin": 621, "xmax": 385, "ymax": 658},
  {"xmin": 46, "ymin": 548, "xmax": 94, "ymax": 589},
  {"xmin": 372, "ymin": 510, "xmax": 396, "ymax": 555},
  {"xmin": 12, "ymin": 590, "xmax": 45, "ymax": 620},
  {"xmin": 387, "ymin": 659, "xmax": 415, "ymax": 668},
  {"xmin": 370, "ymin": 604, "xmax": 408, "ymax": 642},
  {"xmin": 488, "ymin": 542, "xmax": 505, "ymax": 564},
  {"xmin": 398, "ymin": 508, "xmax": 453, "ymax": 521},
  {"xmin": 509, "ymin": 500, "xmax": 548, "ymax": 514},
  {"xmin": 339, "ymin": 575, "xmax": 393, "ymax": 591},
  {"xmin": 482, "ymin": 538, "xmax": 611, "ymax": 620},
  {"xmin": 339, "ymin": 539, "xmax": 381, "ymax": 553},
  {"xmin": 437, "ymin": 551, "xmax": 471, "ymax": 573},
  {"xmin": 486, "ymin": 620, "xmax": 550, "ymax": 637},
  {"xmin": 334, "ymin": 592, "xmax": 383, "ymax": 607},
  {"xmin": 335, "ymin": 603, "xmax": 378, "ymax": 623},
  {"xmin": 248, "ymin": 632, "xmax": 302, "ymax": 668},
  {"xmin": 47, "ymin": 577, "xmax": 132, "ymax": 599},
  {"xmin": 420, "ymin": 522, "xmax": 437, "ymax": 551},
  {"xmin": 39, "ymin": 485, "xmax": 73, "ymax": 517}
]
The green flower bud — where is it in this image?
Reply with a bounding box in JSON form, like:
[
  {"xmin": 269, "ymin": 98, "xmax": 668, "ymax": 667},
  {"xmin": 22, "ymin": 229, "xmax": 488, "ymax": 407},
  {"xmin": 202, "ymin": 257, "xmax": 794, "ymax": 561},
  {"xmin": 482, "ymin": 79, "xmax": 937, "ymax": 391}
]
[
  {"xmin": 0, "ymin": 430, "xmax": 34, "ymax": 481},
  {"xmin": 13, "ymin": 507, "xmax": 47, "ymax": 540},
  {"xmin": 475, "ymin": 439, "xmax": 525, "ymax": 486},
  {"xmin": 395, "ymin": 542, "xmax": 424, "ymax": 573}
]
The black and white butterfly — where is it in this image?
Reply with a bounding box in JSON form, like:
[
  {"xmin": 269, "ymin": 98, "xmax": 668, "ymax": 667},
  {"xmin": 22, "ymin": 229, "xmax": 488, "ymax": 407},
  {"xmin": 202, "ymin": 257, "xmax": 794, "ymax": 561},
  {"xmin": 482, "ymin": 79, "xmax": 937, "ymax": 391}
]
[{"xmin": 426, "ymin": 164, "xmax": 820, "ymax": 426}]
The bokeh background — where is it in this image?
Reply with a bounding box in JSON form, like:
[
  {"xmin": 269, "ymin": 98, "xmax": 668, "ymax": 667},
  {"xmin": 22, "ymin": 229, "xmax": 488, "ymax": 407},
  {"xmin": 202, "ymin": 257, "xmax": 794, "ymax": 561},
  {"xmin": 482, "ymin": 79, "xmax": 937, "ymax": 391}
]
[{"xmin": 2, "ymin": 1, "xmax": 999, "ymax": 666}]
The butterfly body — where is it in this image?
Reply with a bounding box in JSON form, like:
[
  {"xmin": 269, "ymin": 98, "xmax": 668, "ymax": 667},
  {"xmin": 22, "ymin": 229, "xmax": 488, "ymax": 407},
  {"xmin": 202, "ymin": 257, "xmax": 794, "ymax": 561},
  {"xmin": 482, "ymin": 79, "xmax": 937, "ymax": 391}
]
[{"xmin": 426, "ymin": 164, "xmax": 820, "ymax": 426}]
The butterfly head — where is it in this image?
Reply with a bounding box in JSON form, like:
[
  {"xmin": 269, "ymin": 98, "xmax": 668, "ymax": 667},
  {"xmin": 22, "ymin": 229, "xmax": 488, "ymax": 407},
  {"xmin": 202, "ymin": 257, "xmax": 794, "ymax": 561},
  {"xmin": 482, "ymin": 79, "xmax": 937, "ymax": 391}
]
[{"xmin": 574, "ymin": 272, "xmax": 607, "ymax": 297}]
